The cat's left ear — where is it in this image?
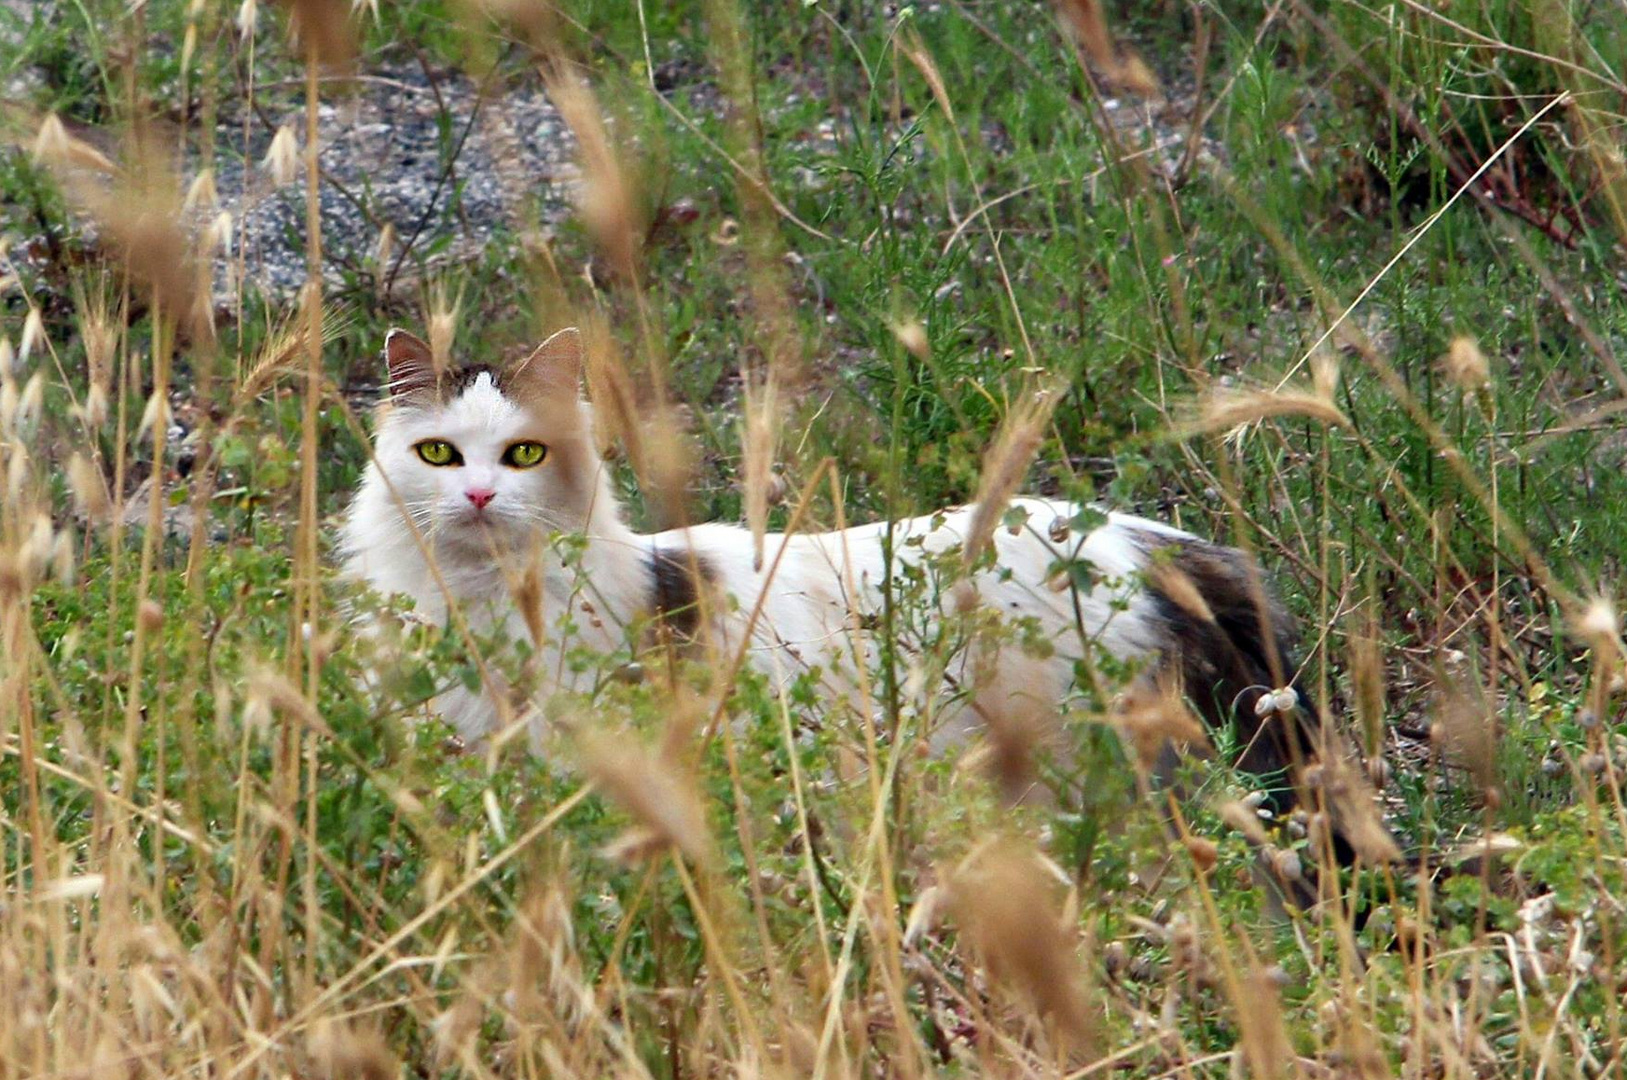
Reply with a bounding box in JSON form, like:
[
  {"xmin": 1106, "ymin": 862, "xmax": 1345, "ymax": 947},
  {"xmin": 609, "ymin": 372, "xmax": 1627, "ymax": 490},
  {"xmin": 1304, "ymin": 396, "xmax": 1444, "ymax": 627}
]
[{"xmin": 510, "ymin": 327, "xmax": 583, "ymax": 400}]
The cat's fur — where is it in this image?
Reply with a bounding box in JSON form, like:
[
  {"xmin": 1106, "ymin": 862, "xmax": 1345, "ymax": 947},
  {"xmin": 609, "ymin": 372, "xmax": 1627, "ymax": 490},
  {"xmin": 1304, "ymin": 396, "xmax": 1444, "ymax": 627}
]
[{"xmin": 340, "ymin": 327, "xmax": 1337, "ymax": 804}]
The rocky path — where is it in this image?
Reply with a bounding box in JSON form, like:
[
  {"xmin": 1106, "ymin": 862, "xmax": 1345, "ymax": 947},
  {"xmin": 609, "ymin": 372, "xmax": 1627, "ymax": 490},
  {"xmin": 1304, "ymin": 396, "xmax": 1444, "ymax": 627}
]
[{"xmin": 218, "ymin": 58, "xmax": 577, "ymax": 305}]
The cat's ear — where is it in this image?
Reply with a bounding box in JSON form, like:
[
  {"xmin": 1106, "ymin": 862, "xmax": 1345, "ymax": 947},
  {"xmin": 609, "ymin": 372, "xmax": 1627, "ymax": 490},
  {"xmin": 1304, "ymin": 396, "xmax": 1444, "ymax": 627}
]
[
  {"xmin": 383, "ymin": 329, "xmax": 437, "ymax": 398},
  {"xmin": 510, "ymin": 327, "xmax": 582, "ymax": 400}
]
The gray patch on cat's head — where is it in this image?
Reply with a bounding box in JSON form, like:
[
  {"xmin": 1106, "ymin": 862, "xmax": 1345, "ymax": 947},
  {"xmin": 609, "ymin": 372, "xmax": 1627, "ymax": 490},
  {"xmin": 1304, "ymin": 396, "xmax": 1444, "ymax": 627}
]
[
  {"xmin": 387, "ymin": 363, "xmax": 513, "ymax": 408},
  {"xmin": 442, "ymin": 363, "xmax": 511, "ymax": 399},
  {"xmin": 382, "ymin": 327, "xmax": 583, "ymax": 409}
]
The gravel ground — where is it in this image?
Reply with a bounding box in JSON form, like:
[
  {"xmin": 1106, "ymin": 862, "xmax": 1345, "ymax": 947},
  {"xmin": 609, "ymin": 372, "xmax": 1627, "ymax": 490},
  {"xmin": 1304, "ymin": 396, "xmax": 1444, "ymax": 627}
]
[
  {"xmin": 6, "ymin": 2, "xmax": 1234, "ymax": 319},
  {"xmin": 217, "ymin": 60, "xmax": 579, "ymax": 304}
]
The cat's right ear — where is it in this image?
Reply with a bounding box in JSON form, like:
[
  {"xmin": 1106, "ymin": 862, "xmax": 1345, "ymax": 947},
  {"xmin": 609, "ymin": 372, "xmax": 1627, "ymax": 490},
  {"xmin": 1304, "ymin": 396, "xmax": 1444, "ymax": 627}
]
[{"xmin": 383, "ymin": 329, "xmax": 437, "ymax": 398}]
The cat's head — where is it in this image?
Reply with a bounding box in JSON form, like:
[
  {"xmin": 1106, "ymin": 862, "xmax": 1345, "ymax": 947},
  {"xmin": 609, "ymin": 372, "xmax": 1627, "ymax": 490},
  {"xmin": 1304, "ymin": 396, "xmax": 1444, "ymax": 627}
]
[{"xmin": 367, "ymin": 326, "xmax": 607, "ymax": 548}]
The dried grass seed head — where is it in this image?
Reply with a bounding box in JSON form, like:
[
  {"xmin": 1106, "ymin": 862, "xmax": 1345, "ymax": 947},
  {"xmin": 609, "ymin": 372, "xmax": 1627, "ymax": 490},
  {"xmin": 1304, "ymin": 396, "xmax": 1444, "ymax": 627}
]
[
  {"xmin": 277, "ymin": 0, "xmax": 357, "ymax": 68},
  {"xmin": 306, "ymin": 1019, "xmax": 397, "ymax": 1080},
  {"xmin": 971, "ymin": 663, "xmax": 1061, "ymax": 805},
  {"xmin": 1442, "ymin": 336, "xmax": 1491, "ymax": 394},
  {"xmin": 425, "ymin": 280, "xmax": 463, "ymax": 371},
  {"xmin": 18, "ymin": 308, "xmax": 44, "ymax": 365},
  {"xmin": 73, "ymin": 278, "xmax": 118, "ymax": 391},
  {"xmin": 203, "ymin": 211, "xmax": 233, "ymax": 258},
  {"xmin": 461, "ymin": 0, "xmax": 561, "ymax": 43},
  {"xmin": 75, "ymin": 148, "xmax": 213, "ymax": 342},
  {"xmin": 1216, "ymin": 799, "xmax": 1270, "ymax": 847},
  {"xmin": 581, "ymin": 730, "xmax": 712, "ymax": 866},
  {"xmin": 1312, "ymin": 755, "xmax": 1402, "ymax": 864},
  {"xmin": 1187, "ymin": 385, "xmax": 1348, "ymax": 438},
  {"xmin": 548, "ymin": 71, "xmax": 640, "ymax": 280},
  {"xmin": 183, "ymin": 168, "xmax": 218, "ymax": 212},
  {"xmin": 1310, "ymin": 345, "xmax": 1341, "ymax": 400},
  {"xmin": 892, "ymin": 318, "xmax": 929, "ymax": 360},
  {"xmin": 1578, "ymin": 596, "xmax": 1620, "ymax": 646},
  {"xmin": 963, "ymin": 387, "xmax": 1058, "ymax": 569},
  {"xmin": 31, "ymin": 113, "xmax": 116, "ymax": 174},
  {"xmin": 67, "ymin": 452, "xmax": 111, "ymax": 521},
  {"xmin": 1112, "ymin": 680, "xmax": 1209, "ymax": 774},
  {"xmin": 8, "ymin": 371, "xmax": 43, "ymax": 440},
  {"xmin": 1057, "ymin": 0, "xmax": 1161, "ymax": 97},
  {"xmin": 1235, "ymin": 966, "xmax": 1295, "ymax": 1080},
  {"xmin": 263, "ymin": 126, "xmax": 301, "ymax": 188},
  {"xmin": 949, "ymin": 843, "xmax": 1096, "ymax": 1052},
  {"xmin": 1431, "ymin": 674, "xmax": 1499, "ymax": 802}
]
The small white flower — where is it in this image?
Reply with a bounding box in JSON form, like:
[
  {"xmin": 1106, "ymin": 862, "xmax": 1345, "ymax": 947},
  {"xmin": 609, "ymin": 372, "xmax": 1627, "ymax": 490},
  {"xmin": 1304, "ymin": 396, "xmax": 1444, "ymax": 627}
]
[{"xmin": 236, "ymin": 0, "xmax": 258, "ymax": 39}]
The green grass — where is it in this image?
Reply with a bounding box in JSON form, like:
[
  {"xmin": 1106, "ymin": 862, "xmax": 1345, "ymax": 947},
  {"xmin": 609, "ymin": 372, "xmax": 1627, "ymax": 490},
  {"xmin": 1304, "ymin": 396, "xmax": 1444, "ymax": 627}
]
[{"xmin": 3, "ymin": 0, "xmax": 1627, "ymax": 1075}]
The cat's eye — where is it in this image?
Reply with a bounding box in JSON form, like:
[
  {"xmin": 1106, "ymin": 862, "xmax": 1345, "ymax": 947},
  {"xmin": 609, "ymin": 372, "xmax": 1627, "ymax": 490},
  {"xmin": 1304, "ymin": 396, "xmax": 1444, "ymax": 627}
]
[
  {"xmin": 503, "ymin": 441, "xmax": 548, "ymax": 468},
  {"xmin": 415, "ymin": 439, "xmax": 462, "ymax": 467}
]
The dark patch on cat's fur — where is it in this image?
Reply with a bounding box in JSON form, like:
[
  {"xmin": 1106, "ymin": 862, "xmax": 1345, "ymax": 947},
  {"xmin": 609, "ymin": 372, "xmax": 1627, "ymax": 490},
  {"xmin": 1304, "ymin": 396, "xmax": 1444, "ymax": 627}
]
[
  {"xmin": 1127, "ymin": 530, "xmax": 1380, "ymax": 916},
  {"xmin": 1135, "ymin": 531, "xmax": 1357, "ymax": 866},
  {"xmin": 648, "ymin": 546, "xmax": 715, "ymax": 640},
  {"xmin": 447, "ymin": 364, "xmax": 505, "ymax": 395}
]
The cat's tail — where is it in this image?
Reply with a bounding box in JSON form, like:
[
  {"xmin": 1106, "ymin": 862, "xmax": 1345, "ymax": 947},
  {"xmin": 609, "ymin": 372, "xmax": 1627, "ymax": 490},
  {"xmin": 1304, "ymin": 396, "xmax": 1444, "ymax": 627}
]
[{"xmin": 1133, "ymin": 532, "xmax": 1398, "ymax": 879}]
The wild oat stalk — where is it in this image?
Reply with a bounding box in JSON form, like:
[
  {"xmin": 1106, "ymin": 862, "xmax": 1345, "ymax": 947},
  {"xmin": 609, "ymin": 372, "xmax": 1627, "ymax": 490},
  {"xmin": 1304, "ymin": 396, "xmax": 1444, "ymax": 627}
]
[{"xmin": 962, "ymin": 388, "xmax": 1059, "ymax": 572}]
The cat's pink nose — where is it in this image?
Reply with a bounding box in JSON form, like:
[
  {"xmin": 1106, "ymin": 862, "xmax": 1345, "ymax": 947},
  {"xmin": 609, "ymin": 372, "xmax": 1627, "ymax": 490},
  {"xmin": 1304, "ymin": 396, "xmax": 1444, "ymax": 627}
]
[{"xmin": 465, "ymin": 488, "xmax": 496, "ymax": 509}]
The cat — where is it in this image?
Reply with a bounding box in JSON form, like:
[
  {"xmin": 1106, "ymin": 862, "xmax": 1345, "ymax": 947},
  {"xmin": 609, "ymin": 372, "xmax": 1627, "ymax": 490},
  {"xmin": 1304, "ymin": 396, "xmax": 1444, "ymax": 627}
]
[{"xmin": 340, "ymin": 325, "xmax": 1347, "ymax": 818}]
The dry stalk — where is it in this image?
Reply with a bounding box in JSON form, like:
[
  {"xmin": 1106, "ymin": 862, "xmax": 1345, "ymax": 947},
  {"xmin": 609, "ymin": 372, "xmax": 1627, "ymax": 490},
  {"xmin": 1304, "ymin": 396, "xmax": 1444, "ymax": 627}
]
[
  {"xmin": 276, "ymin": 0, "xmax": 356, "ymax": 68},
  {"xmin": 1183, "ymin": 385, "xmax": 1349, "ymax": 438},
  {"xmin": 36, "ymin": 128, "xmax": 215, "ymax": 345},
  {"xmin": 1054, "ymin": 0, "xmax": 1160, "ymax": 96},
  {"xmin": 581, "ymin": 729, "xmax": 714, "ymax": 866},
  {"xmin": 1233, "ymin": 967, "xmax": 1295, "ymax": 1080},
  {"xmin": 741, "ymin": 382, "xmax": 778, "ymax": 571},
  {"xmin": 948, "ymin": 842, "xmax": 1098, "ymax": 1056},
  {"xmin": 962, "ymin": 388, "xmax": 1059, "ymax": 570},
  {"xmin": 1110, "ymin": 678, "xmax": 1210, "ymax": 776},
  {"xmin": 545, "ymin": 67, "xmax": 640, "ymax": 283},
  {"xmin": 1431, "ymin": 669, "xmax": 1500, "ymax": 806}
]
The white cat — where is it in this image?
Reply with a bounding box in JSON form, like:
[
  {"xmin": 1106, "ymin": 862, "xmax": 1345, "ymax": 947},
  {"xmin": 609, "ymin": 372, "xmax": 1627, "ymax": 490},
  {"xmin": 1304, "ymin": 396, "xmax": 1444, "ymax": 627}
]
[{"xmin": 340, "ymin": 326, "xmax": 1326, "ymax": 791}]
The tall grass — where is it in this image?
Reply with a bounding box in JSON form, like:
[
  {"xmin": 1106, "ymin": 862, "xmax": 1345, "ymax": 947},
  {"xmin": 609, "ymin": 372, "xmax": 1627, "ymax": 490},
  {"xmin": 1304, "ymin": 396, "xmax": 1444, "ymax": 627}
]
[{"xmin": 2, "ymin": 0, "xmax": 1627, "ymax": 1075}]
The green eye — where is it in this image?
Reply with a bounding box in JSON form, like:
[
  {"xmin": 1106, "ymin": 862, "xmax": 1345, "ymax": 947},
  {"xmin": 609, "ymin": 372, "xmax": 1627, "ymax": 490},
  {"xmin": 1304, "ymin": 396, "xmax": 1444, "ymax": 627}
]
[
  {"xmin": 415, "ymin": 439, "xmax": 461, "ymax": 466},
  {"xmin": 503, "ymin": 441, "xmax": 547, "ymax": 468}
]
